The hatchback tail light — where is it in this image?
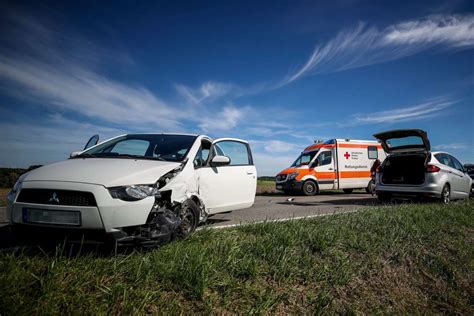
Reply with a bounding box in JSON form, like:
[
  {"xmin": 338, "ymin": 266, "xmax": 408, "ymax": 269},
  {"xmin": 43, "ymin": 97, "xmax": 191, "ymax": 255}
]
[{"xmin": 426, "ymin": 164, "xmax": 440, "ymax": 173}]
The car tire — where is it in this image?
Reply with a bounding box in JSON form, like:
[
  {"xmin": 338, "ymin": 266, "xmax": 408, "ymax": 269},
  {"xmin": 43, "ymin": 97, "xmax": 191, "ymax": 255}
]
[
  {"xmin": 343, "ymin": 189, "xmax": 353, "ymax": 194},
  {"xmin": 302, "ymin": 180, "xmax": 318, "ymax": 196},
  {"xmin": 176, "ymin": 199, "xmax": 200, "ymax": 238},
  {"xmin": 441, "ymin": 184, "xmax": 450, "ymax": 204},
  {"xmin": 377, "ymin": 192, "xmax": 392, "ymax": 203}
]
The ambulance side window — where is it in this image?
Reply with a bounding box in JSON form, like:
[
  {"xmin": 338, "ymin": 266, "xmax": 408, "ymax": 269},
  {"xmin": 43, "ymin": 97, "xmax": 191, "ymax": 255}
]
[
  {"xmin": 368, "ymin": 146, "xmax": 378, "ymax": 159},
  {"xmin": 317, "ymin": 151, "xmax": 332, "ymax": 166}
]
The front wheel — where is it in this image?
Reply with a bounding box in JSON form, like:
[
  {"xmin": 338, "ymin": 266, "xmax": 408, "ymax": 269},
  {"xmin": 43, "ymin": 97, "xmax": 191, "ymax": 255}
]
[
  {"xmin": 302, "ymin": 181, "xmax": 318, "ymax": 196},
  {"xmin": 441, "ymin": 184, "xmax": 450, "ymax": 204},
  {"xmin": 176, "ymin": 200, "xmax": 200, "ymax": 238}
]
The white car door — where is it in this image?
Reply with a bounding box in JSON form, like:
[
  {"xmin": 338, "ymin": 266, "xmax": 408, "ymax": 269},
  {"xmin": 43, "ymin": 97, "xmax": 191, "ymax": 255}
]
[{"xmin": 197, "ymin": 138, "xmax": 257, "ymax": 214}]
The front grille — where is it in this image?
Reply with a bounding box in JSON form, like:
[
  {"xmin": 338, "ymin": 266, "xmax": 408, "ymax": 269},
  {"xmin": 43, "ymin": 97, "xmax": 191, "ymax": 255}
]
[
  {"xmin": 17, "ymin": 189, "xmax": 97, "ymax": 207},
  {"xmin": 276, "ymin": 174, "xmax": 287, "ymax": 182}
]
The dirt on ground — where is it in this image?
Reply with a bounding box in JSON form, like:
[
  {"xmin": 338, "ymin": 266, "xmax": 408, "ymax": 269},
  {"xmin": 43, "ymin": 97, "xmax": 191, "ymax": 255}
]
[{"xmin": 0, "ymin": 188, "xmax": 9, "ymax": 207}]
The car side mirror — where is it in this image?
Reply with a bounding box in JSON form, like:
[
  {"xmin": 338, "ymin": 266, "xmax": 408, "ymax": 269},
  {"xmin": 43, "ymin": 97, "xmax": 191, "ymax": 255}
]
[
  {"xmin": 310, "ymin": 160, "xmax": 319, "ymax": 168},
  {"xmin": 70, "ymin": 151, "xmax": 82, "ymax": 158},
  {"xmin": 210, "ymin": 155, "xmax": 231, "ymax": 167}
]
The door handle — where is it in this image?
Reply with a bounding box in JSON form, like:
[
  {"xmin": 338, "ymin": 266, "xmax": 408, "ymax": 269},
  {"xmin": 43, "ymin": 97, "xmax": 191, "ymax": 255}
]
[
  {"xmin": 328, "ymin": 168, "xmax": 334, "ymax": 170},
  {"xmin": 247, "ymin": 172, "xmax": 254, "ymax": 175}
]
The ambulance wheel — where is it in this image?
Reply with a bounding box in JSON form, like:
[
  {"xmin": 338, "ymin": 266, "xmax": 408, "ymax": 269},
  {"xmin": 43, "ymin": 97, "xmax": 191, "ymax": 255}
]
[
  {"xmin": 302, "ymin": 180, "xmax": 318, "ymax": 196},
  {"xmin": 366, "ymin": 180, "xmax": 375, "ymax": 194},
  {"xmin": 343, "ymin": 189, "xmax": 353, "ymax": 194}
]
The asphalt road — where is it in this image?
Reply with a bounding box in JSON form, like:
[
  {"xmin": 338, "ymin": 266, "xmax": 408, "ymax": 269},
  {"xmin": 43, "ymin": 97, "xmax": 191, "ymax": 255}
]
[{"xmin": 0, "ymin": 192, "xmax": 377, "ymax": 228}]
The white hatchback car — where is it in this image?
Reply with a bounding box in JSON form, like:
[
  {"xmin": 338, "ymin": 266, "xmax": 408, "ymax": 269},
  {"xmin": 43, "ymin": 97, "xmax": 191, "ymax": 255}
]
[{"xmin": 7, "ymin": 134, "xmax": 257, "ymax": 245}]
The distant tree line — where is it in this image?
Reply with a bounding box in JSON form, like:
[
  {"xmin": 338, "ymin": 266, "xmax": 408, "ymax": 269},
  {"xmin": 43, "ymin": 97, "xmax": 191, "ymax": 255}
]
[{"xmin": 0, "ymin": 166, "xmax": 42, "ymax": 188}]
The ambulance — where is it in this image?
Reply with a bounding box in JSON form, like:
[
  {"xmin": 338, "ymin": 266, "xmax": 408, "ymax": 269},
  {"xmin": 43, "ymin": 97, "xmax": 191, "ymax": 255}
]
[{"xmin": 275, "ymin": 139, "xmax": 386, "ymax": 195}]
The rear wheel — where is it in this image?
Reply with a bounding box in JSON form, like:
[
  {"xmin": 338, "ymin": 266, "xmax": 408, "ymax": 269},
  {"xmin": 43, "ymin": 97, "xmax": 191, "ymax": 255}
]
[
  {"xmin": 343, "ymin": 189, "xmax": 353, "ymax": 194},
  {"xmin": 302, "ymin": 180, "xmax": 318, "ymax": 196},
  {"xmin": 441, "ymin": 184, "xmax": 450, "ymax": 204},
  {"xmin": 176, "ymin": 200, "xmax": 200, "ymax": 238}
]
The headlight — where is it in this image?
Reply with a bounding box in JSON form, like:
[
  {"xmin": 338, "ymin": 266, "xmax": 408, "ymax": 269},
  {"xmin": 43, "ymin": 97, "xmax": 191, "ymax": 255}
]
[
  {"xmin": 8, "ymin": 174, "xmax": 27, "ymax": 200},
  {"xmin": 287, "ymin": 172, "xmax": 299, "ymax": 180},
  {"xmin": 108, "ymin": 185, "xmax": 160, "ymax": 201}
]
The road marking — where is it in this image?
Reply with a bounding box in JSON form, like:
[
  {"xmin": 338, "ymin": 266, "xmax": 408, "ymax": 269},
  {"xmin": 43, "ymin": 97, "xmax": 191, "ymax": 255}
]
[{"xmin": 198, "ymin": 209, "xmax": 358, "ymax": 230}]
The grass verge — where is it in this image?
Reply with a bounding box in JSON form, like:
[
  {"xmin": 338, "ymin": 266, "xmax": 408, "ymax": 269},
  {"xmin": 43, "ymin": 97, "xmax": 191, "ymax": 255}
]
[{"xmin": 1, "ymin": 200, "xmax": 473, "ymax": 314}]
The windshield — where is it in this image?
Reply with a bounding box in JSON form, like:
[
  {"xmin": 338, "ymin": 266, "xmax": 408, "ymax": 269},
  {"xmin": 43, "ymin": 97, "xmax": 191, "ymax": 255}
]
[
  {"xmin": 75, "ymin": 134, "xmax": 197, "ymax": 162},
  {"xmin": 291, "ymin": 150, "xmax": 318, "ymax": 167}
]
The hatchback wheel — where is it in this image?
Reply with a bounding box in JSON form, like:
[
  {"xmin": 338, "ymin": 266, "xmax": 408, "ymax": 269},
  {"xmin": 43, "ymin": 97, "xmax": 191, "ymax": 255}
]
[{"xmin": 441, "ymin": 184, "xmax": 450, "ymax": 204}]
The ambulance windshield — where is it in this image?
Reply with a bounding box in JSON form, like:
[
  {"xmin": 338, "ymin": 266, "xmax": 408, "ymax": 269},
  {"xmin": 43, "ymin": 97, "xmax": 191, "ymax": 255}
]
[{"xmin": 291, "ymin": 150, "xmax": 319, "ymax": 167}]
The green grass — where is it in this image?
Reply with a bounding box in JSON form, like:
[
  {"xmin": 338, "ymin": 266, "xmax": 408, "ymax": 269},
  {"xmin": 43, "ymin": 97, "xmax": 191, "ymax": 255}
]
[
  {"xmin": 1, "ymin": 200, "xmax": 473, "ymax": 314},
  {"xmin": 256, "ymin": 179, "xmax": 277, "ymax": 194}
]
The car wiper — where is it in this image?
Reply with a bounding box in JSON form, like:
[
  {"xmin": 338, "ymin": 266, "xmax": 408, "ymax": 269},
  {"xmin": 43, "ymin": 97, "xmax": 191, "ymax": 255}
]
[
  {"xmin": 115, "ymin": 154, "xmax": 167, "ymax": 161},
  {"xmin": 73, "ymin": 153, "xmax": 97, "ymax": 159}
]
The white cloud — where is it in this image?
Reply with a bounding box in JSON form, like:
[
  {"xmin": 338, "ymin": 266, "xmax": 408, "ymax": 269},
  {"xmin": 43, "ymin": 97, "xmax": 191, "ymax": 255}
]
[
  {"xmin": 175, "ymin": 81, "xmax": 238, "ymax": 105},
  {"xmin": 0, "ymin": 56, "xmax": 183, "ymax": 129},
  {"xmin": 352, "ymin": 97, "xmax": 455, "ymax": 124},
  {"xmin": 281, "ymin": 14, "xmax": 474, "ymax": 85},
  {"xmin": 433, "ymin": 143, "xmax": 468, "ymax": 150},
  {"xmin": 197, "ymin": 106, "xmax": 245, "ymax": 132}
]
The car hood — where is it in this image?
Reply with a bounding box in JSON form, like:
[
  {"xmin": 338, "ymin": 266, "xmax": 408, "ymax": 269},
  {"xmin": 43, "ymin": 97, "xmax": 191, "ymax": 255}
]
[{"xmin": 22, "ymin": 158, "xmax": 181, "ymax": 187}]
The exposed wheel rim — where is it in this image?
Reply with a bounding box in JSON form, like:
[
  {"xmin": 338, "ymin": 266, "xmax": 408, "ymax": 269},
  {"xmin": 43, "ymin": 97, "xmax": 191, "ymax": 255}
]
[
  {"xmin": 178, "ymin": 207, "xmax": 196, "ymax": 237},
  {"xmin": 306, "ymin": 183, "xmax": 315, "ymax": 193},
  {"xmin": 442, "ymin": 186, "xmax": 450, "ymax": 204}
]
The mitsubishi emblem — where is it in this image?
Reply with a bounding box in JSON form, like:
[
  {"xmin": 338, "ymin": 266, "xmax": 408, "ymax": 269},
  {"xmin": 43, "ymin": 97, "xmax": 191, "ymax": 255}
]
[{"xmin": 49, "ymin": 192, "xmax": 60, "ymax": 204}]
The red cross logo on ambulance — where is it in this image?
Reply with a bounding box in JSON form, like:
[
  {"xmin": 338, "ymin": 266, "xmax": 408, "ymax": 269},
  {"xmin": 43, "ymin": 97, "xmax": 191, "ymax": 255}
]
[{"xmin": 344, "ymin": 152, "xmax": 350, "ymax": 159}]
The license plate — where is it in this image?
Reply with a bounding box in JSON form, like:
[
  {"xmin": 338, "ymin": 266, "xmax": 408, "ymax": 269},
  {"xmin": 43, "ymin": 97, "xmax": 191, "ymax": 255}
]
[
  {"xmin": 276, "ymin": 185, "xmax": 283, "ymax": 190},
  {"xmin": 22, "ymin": 208, "xmax": 81, "ymax": 226}
]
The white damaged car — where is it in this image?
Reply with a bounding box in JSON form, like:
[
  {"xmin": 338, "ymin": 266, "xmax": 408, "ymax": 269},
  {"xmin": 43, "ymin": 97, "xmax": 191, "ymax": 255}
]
[{"xmin": 7, "ymin": 134, "xmax": 257, "ymax": 245}]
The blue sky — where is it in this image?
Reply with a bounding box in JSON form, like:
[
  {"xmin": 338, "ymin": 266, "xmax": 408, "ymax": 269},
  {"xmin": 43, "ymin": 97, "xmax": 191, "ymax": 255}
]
[{"xmin": 0, "ymin": 0, "xmax": 473, "ymax": 175}]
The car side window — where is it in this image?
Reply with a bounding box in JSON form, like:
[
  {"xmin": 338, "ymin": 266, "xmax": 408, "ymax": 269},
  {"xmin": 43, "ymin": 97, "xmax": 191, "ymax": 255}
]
[
  {"xmin": 435, "ymin": 153, "xmax": 450, "ymax": 167},
  {"xmin": 317, "ymin": 151, "xmax": 332, "ymax": 166},
  {"xmin": 450, "ymin": 155, "xmax": 464, "ymax": 172},
  {"xmin": 212, "ymin": 141, "xmax": 252, "ymax": 166}
]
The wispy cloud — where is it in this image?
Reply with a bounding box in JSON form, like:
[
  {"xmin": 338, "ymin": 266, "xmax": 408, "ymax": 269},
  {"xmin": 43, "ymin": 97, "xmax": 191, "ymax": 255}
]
[
  {"xmin": 351, "ymin": 97, "xmax": 456, "ymax": 124},
  {"xmin": 433, "ymin": 143, "xmax": 468, "ymax": 150},
  {"xmin": 197, "ymin": 106, "xmax": 247, "ymax": 132},
  {"xmin": 175, "ymin": 81, "xmax": 239, "ymax": 105},
  {"xmin": 281, "ymin": 14, "xmax": 474, "ymax": 86}
]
